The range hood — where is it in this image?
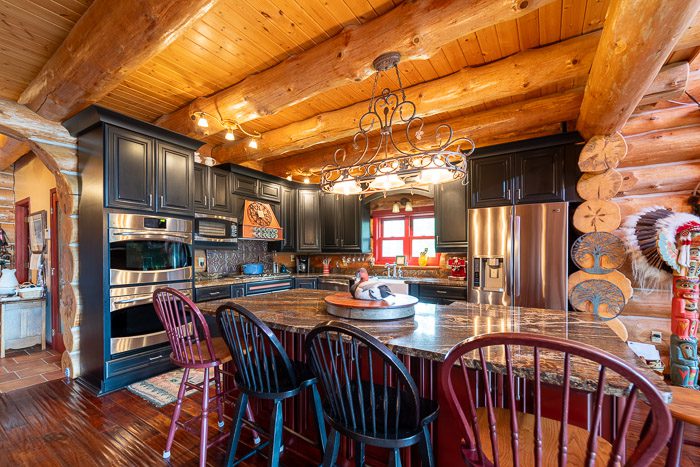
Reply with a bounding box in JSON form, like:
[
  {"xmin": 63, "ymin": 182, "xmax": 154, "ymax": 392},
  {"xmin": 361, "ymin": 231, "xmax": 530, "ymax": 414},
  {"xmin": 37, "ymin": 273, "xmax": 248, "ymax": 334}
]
[{"xmin": 241, "ymin": 200, "xmax": 283, "ymax": 241}]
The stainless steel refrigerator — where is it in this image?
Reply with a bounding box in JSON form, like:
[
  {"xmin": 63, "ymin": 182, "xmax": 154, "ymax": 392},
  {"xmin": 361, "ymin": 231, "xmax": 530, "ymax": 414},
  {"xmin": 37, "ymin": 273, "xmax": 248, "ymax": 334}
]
[{"xmin": 468, "ymin": 202, "xmax": 568, "ymax": 310}]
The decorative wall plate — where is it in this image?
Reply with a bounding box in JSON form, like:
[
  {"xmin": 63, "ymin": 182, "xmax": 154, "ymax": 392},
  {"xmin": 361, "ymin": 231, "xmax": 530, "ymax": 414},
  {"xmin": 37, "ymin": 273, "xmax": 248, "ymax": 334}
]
[
  {"xmin": 571, "ymin": 232, "xmax": 626, "ymax": 274},
  {"xmin": 569, "ymin": 279, "xmax": 626, "ymax": 321}
]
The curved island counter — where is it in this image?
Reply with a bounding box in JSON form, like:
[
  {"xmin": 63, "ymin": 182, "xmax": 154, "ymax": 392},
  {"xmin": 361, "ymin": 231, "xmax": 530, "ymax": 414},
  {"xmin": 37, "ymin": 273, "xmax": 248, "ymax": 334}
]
[{"xmin": 196, "ymin": 289, "xmax": 668, "ymax": 466}]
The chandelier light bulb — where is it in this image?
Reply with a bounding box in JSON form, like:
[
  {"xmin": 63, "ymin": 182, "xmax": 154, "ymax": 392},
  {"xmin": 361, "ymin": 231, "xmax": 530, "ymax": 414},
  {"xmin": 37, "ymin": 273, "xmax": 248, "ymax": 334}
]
[
  {"xmin": 248, "ymin": 139, "xmax": 259, "ymax": 149},
  {"xmin": 225, "ymin": 129, "xmax": 235, "ymax": 141},
  {"xmin": 196, "ymin": 114, "xmax": 209, "ymax": 128},
  {"xmin": 286, "ymin": 175, "xmax": 293, "ymax": 181},
  {"xmin": 392, "ymin": 202, "xmax": 400, "ymax": 213},
  {"xmin": 405, "ymin": 200, "xmax": 413, "ymax": 212},
  {"xmin": 304, "ymin": 177, "xmax": 310, "ymax": 184},
  {"xmin": 332, "ymin": 177, "xmax": 362, "ymax": 195},
  {"xmin": 369, "ymin": 174, "xmax": 405, "ymax": 191}
]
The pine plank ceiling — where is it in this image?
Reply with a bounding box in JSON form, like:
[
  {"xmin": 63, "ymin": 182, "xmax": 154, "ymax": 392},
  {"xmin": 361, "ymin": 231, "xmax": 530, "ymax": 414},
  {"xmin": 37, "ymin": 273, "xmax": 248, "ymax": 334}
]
[{"xmin": 0, "ymin": 0, "xmax": 698, "ymax": 155}]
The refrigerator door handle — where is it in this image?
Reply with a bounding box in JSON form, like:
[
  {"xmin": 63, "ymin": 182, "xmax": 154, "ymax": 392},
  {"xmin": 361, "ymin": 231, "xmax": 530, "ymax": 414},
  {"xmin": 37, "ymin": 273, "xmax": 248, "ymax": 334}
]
[{"xmin": 514, "ymin": 215, "xmax": 521, "ymax": 298}]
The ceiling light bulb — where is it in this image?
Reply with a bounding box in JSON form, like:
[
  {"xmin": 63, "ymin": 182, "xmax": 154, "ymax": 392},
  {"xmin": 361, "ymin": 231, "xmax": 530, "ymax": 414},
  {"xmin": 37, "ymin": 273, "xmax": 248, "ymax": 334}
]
[
  {"xmin": 225, "ymin": 129, "xmax": 235, "ymax": 141},
  {"xmin": 405, "ymin": 200, "xmax": 413, "ymax": 212},
  {"xmin": 392, "ymin": 202, "xmax": 400, "ymax": 213},
  {"xmin": 417, "ymin": 161, "xmax": 453, "ymax": 184},
  {"xmin": 304, "ymin": 177, "xmax": 310, "ymax": 184},
  {"xmin": 369, "ymin": 174, "xmax": 405, "ymax": 191},
  {"xmin": 248, "ymin": 139, "xmax": 259, "ymax": 149},
  {"xmin": 286, "ymin": 175, "xmax": 293, "ymax": 181},
  {"xmin": 196, "ymin": 114, "xmax": 209, "ymax": 128}
]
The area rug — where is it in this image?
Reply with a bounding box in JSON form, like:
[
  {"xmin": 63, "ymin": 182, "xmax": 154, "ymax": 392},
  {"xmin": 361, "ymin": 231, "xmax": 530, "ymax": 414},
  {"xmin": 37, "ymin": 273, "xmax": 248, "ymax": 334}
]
[{"xmin": 127, "ymin": 369, "xmax": 205, "ymax": 408}]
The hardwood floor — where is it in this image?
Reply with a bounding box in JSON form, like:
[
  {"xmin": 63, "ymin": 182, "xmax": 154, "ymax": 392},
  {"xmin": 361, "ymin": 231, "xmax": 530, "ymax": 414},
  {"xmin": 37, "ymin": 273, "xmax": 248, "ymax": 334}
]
[
  {"xmin": 0, "ymin": 345, "xmax": 64, "ymax": 393},
  {"xmin": 0, "ymin": 378, "xmax": 316, "ymax": 466},
  {"xmin": 0, "ymin": 378, "xmax": 698, "ymax": 466}
]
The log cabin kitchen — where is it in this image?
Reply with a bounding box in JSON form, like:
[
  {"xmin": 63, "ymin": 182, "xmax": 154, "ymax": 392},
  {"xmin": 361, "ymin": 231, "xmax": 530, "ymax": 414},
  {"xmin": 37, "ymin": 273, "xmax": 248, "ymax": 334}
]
[{"xmin": 0, "ymin": 0, "xmax": 699, "ymax": 466}]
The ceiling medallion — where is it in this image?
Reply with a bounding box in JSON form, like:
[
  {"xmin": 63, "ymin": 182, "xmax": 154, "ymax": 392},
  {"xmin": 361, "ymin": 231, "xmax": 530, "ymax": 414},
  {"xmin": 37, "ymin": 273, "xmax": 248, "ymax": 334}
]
[{"xmin": 321, "ymin": 52, "xmax": 475, "ymax": 196}]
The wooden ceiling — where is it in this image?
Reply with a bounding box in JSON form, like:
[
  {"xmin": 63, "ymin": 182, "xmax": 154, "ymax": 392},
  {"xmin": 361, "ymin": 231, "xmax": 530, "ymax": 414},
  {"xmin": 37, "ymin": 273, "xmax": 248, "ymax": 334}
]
[{"xmin": 0, "ymin": 0, "xmax": 698, "ymax": 178}]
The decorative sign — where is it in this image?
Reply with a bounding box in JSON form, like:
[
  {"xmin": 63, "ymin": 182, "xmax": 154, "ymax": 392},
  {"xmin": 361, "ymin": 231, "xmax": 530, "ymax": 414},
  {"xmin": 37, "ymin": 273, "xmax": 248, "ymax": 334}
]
[
  {"xmin": 571, "ymin": 232, "xmax": 626, "ymax": 274},
  {"xmin": 569, "ymin": 279, "xmax": 626, "ymax": 321}
]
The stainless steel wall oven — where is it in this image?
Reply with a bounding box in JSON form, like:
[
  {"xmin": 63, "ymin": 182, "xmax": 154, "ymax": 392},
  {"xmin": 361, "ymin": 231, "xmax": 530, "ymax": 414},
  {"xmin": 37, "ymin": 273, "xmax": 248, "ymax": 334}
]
[{"xmin": 108, "ymin": 213, "xmax": 193, "ymax": 286}]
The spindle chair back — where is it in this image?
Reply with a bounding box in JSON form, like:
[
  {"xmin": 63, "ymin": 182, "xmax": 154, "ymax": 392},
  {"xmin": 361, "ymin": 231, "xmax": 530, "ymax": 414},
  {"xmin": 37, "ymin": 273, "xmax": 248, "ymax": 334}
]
[
  {"xmin": 306, "ymin": 321, "xmax": 437, "ymax": 466},
  {"xmin": 440, "ymin": 332, "xmax": 673, "ymax": 467}
]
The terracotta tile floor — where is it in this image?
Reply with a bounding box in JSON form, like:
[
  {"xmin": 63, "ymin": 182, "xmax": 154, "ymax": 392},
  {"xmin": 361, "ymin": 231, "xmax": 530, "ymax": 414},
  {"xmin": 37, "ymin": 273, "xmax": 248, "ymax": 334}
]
[{"xmin": 0, "ymin": 345, "xmax": 64, "ymax": 393}]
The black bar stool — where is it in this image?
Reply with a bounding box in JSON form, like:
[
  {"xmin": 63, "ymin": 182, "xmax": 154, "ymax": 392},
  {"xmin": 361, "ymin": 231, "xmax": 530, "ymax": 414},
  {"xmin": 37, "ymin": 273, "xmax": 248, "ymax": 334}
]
[
  {"xmin": 305, "ymin": 320, "xmax": 438, "ymax": 467},
  {"xmin": 216, "ymin": 303, "xmax": 327, "ymax": 466}
]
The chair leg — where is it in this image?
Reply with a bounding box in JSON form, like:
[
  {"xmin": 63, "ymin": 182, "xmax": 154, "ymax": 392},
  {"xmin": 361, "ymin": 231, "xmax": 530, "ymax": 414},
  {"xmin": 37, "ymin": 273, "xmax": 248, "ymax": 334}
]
[
  {"xmin": 418, "ymin": 425, "xmax": 435, "ymax": 467},
  {"xmin": 246, "ymin": 402, "xmax": 261, "ymax": 445},
  {"xmin": 354, "ymin": 441, "xmax": 365, "ymax": 467},
  {"xmin": 199, "ymin": 367, "xmax": 210, "ymax": 467},
  {"xmin": 322, "ymin": 428, "xmax": 340, "ymax": 467},
  {"xmin": 163, "ymin": 368, "xmax": 189, "ymax": 459},
  {"xmin": 226, "ymin": 393, "xmax": 249, "ymax": 467},
  {"xmin": 267, "ymin": 400, "xmax": 284, "ymax": 467},
  {"xmin": 311, "ymin": 383, "xmax": 327, "ymax": 451},
  {"xmin": 388, "ymin": 449, "xmax": 401, "ymax": 467},
  {"xmin": 214, "ymin": 365, "xmax": 224, "ymax": 428},
  {"xmin": 665, "ymin": 419, "xmax": 685, "ymax": 467}
]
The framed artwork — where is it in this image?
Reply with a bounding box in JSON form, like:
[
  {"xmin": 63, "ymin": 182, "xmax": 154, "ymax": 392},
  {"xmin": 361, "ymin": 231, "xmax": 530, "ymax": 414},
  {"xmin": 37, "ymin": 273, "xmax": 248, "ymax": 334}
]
[{"xmin": 28, "ymin": 211, "xmax": 47, "ymax": 253}]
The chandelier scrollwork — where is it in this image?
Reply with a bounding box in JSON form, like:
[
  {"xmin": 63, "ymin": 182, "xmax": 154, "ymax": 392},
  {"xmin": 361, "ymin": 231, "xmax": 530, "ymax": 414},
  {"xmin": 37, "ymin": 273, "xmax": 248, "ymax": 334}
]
[{"xmin": 321, "ymin": 52, "xmax": 475, "ymax": 195}]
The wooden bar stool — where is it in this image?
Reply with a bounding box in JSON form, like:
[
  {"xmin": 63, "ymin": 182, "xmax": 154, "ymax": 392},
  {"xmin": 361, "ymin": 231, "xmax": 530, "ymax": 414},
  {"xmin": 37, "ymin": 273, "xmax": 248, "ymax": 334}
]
[
  {"xmin": 153, "ymin": 288, "xmax": 256, "ymax": 467},
  {"xmin": 440, "ymin": 332, "xmax": 673, "ymax": 466},
  {"xmin": 216, "ymin": 303, "xmax": 327, "ymax": 467},
  {"xmin": 665, "ymin": 386, "xmax": 700, "ymax": 467},
  {"xmin": 305, "ymin": 321, "xmax": 438, "ymax": 467}
]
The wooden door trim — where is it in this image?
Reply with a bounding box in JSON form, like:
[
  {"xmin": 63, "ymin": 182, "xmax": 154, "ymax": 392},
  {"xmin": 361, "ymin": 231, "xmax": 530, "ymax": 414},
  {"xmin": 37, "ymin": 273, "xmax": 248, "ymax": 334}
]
[
  {"xmin": 49, "ymin": 188, "xmax": 64, "ymax": 353},
  {"xmin": 14, "ymin": 197, "xmax": 30, "ymax": 283}
]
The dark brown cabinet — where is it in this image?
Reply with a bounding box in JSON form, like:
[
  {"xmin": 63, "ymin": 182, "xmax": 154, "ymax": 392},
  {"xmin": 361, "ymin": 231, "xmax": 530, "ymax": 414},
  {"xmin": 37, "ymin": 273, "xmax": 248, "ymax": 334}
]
[
  {"xmin": 279, "ymin": 186, "xmax": 296, "ymax": 252},
  {"xmin": 232, "ymin": 173, "xmax": 258, "ymax": 196},
  {"xmin": 434, "ymin": 180, "xmax": 468, "ymax": 252},
  {"xmin": 320, "ymin": 193, "xmax": 370, "ymax": 252},
  {"xmin": 470, "ymin": 142, "xmax": 573, "ymax": 208},
  {"xmin": 156, "ymin": 142, "xmax": 194, "ymax": 215},
  {"xmin": 514, "ymin": 146, "xmax": 564, "ymax": 204},
  {"xmin": 258, "ymin": 181, "xmax": 281, "ymax": 202},
  {"xmin": 231, "ymin": 284, "xmax": 246, "ymax": 298},
  {"xmin": 106, "ymin": 126, "xmax": 154, "ymax": 211},
  {"xmin": 470, "ymin": 154, "xmax": 512, "ymax": 208},
  {"xmin": 194, "ymin": 163, "xmax": 232, "ymax": 215},
  {"xmin": 296, "ymin": 189, "xmax": 321, "ymax": 252},
  {"xmin": 106, "ymin": 126, "xmax": 195, "ymax": 215}
]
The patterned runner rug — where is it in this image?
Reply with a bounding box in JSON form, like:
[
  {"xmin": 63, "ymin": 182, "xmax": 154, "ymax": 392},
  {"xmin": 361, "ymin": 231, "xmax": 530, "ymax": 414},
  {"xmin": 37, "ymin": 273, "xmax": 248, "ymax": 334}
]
[{"xmin": 127, "ymin": 369, "xmax": 205, "ymax": 408}]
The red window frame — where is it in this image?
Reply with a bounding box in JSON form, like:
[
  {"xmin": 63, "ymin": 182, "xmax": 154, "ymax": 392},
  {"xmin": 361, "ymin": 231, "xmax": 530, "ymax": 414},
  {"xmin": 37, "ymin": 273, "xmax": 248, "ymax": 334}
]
[{"xmin": 373, "ymin": 206, "xmax": 441, "ymax": 266}]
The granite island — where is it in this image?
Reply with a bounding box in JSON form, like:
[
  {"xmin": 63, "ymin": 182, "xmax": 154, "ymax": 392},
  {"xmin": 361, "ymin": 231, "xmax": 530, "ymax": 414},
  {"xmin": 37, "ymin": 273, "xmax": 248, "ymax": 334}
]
[{"xmin": 197, "ymin": 289, "xmax": 668, "ymax": 465}]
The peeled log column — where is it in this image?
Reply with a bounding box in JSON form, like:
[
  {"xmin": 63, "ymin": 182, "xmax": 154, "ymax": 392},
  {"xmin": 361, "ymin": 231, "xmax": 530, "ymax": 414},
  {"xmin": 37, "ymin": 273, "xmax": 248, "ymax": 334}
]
[
  {"xmin": 0, "ymin": 134, "xmax": 30, "ymax": 170},
  {"xmin": 18, "ymin": 0, "xmax": 218, "ymax": 121},
  {"xmin": 215, "ymin": 32, "xmax": 600, "ymax": 163},
  {"xmin": 155, "ymin": 0, "xmax": 559, "ymax": 137},
  {"xmin": 577, "ymin": 0, "xmax": 700, "ymax": 139}
]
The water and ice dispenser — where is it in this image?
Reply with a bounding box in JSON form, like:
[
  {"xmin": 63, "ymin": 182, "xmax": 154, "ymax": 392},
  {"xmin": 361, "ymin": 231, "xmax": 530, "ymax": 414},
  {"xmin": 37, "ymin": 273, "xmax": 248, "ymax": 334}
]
[{"xmin": 472, "ymin": 256, "xmax": 505, "ymax": 292}]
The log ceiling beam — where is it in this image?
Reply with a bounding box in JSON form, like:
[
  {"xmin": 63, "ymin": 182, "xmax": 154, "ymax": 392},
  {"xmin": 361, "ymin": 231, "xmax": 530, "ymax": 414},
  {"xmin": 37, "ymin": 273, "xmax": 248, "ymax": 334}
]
[
  {"xmin": 0, "ymin": 135, "xmax": 31, "ymax": 171},
  {"xmin": 215, "ymin": 31, "xmax": 603, "ymax": 164},
  {"xmin": 154, "ymin": 0, "xmax": 559, "ymax": 137},
  {"xmin": 18, "ymin": 0, "xmax": 218, "ymax": 121},
  {"xmin": 0, "ymin": 98, "xmax": 75, "ymax": 146},
  {"xmin": 676, "ymin": 11, "xmax": 700, "ymax": 50},
  {"xmin": 576, "ymin": 0, "xmax": 700, "ymax": 140}
]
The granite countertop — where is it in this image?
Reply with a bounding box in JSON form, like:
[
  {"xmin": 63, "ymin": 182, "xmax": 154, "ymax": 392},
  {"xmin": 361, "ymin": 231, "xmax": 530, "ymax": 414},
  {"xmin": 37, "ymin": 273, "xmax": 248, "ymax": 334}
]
[
  {"xmin": 196, "ymin": 289, "xmax": 669, "ymax": 400},
  {"xmin": 195, "ymin": 273, "xmax": 468, "ymax": 289}
]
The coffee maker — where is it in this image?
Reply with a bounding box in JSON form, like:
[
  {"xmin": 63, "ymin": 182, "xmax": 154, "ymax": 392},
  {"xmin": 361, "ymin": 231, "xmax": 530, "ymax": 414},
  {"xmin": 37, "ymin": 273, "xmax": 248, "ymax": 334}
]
[{"xmin": 296, "ymin": 255, "xmax": 309, "ymax": 273}]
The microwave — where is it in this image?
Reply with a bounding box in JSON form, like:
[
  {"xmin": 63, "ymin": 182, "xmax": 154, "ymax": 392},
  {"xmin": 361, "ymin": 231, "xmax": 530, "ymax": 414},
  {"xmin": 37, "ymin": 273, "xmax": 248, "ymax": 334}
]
[{"xmin": 194, "ymin": 213, "xmax": 238, "ymax": 246}]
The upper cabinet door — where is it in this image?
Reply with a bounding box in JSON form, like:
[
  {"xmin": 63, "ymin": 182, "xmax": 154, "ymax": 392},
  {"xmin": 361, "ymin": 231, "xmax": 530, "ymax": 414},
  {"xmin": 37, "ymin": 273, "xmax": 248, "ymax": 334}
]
[
  {"xmin": 435, "ymin": 180, "xmax": 468, "ymax": 251},
  {"xmin": 232, "ymin": 173, "xmax": 258, "ymax": 196},
  {"xmin": 193, "ymin": 164, "xmax": 207, "ymax": 211},
  {"xmin": 470, "ymin": 154, "xmax": 513, "ymax": 208},
  {"xmin": 297, "ymin": 189, "xmax": 321, "ymax": 252},
  {"xmin": 320, "ymin": 193, "xmax": 340, "ymax": 250},
  {"xmin": 106, "ymin": 126, "xmax": 154, "ymax": 211},
  {"xmin": 156, "ymin": 141, "xmax": 194, "ymax": 215},
  {"xmin": 514, "ymin": 147, "xmax": 565, "ymax": 204},
  {"xmin": 258, "ymin": 181, "xmax": 281, "ymax": 202},
  {"xmin": 280, "ymin": 186, "xmax": 296, "ymax": 252},
  {"xmin": 340, "ymin": 196, "xmax": 370, "ymax": 252},
  {"xmin": 209, "ymin": 168, "xmax": 232, "ymax": 214}
]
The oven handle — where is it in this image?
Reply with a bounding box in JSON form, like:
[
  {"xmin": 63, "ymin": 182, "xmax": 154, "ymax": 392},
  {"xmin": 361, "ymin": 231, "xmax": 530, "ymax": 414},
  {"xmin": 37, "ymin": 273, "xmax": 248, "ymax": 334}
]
[
  {"xmin": 111, "ymin": 231, "xmax": 192, "ymax": 242},
  {"xmin": 110, "ymin": 291, "xmax": 191, "ymax": 311}
]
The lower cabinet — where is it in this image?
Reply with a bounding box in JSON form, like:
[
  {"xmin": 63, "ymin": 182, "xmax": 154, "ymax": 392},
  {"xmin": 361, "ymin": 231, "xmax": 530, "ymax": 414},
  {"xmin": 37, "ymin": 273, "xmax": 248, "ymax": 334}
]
[
  {"xmin": 246, "ymin": 279, "xmax": 294, "ymax": 295},
  {"xmin": 231, "ymin": 284, "xmax": 246, "ymax": 298},
  {"xmin": 409, "ymin": 283, "xmax": 468, "ymax": 304},
  {"xmin": 294, "ymin": 277, "xmax": 318, "ymax": 289},
  {"xmin": 194, "ymin": 285, "xmax": 231, "ymax": 302}
]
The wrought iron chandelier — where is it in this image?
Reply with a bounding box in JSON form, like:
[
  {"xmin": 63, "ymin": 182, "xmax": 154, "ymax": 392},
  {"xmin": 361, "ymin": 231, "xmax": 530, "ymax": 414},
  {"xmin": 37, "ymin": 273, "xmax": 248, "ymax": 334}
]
[
  {"xmin": 320, "ymin": 52, "xmax": 475, "ymax": 196},
  {"xmin": 191, "ymin": 111, "xmax": 261, "ymax": 149}
]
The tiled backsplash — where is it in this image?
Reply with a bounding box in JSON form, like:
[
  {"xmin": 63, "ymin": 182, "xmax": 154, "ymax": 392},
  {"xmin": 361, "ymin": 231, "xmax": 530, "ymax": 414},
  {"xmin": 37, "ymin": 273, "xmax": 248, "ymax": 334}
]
[{"xmin": 202, "ymin": 240, "xmax": 274, "ymax": 274}]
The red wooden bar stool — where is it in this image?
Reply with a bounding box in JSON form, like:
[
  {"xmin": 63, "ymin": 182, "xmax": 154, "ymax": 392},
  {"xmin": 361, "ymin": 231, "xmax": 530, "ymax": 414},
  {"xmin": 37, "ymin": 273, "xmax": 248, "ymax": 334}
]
[
  {"xmin": 440, "ymin": 332, "xmax": 673, "ymax": 466},
  {"xmin": 153, "ymin": 287, "xmax": 256, "ymax": 467}
]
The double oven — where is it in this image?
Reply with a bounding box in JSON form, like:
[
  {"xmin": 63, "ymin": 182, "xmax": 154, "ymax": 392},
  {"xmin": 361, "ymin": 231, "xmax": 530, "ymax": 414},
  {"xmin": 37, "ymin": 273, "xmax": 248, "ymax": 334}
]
[{"xmin": 108, "ymin": 213, "xmax": 193, "ymax": 355}]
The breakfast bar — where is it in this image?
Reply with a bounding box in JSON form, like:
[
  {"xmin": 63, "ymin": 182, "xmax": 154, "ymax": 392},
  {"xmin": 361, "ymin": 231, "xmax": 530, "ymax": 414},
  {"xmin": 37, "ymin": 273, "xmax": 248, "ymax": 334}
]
[{"xmin": 197, "ymin": 289, "xmax": 669, "ymax": 465}]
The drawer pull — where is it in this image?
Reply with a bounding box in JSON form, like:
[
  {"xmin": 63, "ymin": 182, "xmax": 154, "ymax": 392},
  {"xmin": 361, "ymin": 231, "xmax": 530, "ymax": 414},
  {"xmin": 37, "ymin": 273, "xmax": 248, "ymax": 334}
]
[
  {"xmin": 209, "ymin": 291, "xmax": 221, "ymax": 295},
  {"xmin": 149, "ymin": 355, "xmax": 164, "ymax": 361},
  {"xmin": 436, "ymin": 290, "xmax": 448, "ymax": 294}
]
